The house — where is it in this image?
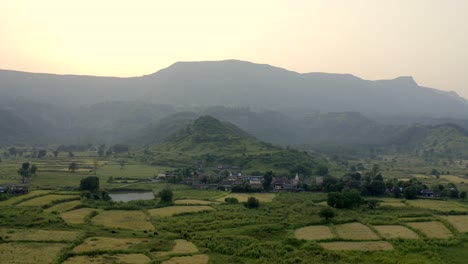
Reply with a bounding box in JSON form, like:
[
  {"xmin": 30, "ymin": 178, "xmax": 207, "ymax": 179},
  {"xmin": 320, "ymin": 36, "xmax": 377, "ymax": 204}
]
[
  {"xmin": 420, "ymin": 189, "xmax": 434, "ymax": 197},
  {"xmin": 10, "ymin": 184, "xmax": 29, "ymax": 194}
]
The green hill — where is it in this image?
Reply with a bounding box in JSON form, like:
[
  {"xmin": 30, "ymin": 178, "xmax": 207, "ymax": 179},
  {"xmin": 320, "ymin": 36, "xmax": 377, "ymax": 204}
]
[{"xmin": 145, "ymin": 116, "xmax": 323, "ymax": 175}]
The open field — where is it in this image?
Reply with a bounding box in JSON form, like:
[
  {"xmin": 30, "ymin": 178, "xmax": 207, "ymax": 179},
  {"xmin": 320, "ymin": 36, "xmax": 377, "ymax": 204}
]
[
  {"xmin": 406, "ymin": 199, "xmax": 468, "ymax": 212},
  {"xmin": 91, "ymin": 210, "xmax": 154, "ymax": 231},
  {"xmin": 0, "ymin": 242, "xmax": 68, "ymax": 264},
  {"xmin": 162, "ymin": 254, "xmax": 209, "ymax": 264},
  {"xmin": 0, "ymin": 190, "xmax": 52, "ymax": 206},
  {"xmin": 440, "ymin": 175, "xmax": 468, "ymax": 184},
  {"xmin": 16, "ymin": 194, "xmax": 79, "ymax": 207},
  {"xmin": 319, "ymin": 241, "xmax": 394, "ymax": 251},
  {"xmin": 60, "ymin": 208, "xmax": 99, "ymax": 224},
  {"xmin": 217, "ymin": 193, "xmax": 276, "ymax": 203},
  {"xmin": 334, "ymin": 223, "xmax": 380, "ymax": 240},
  {"xmin": 44, "ymin": 200, "xmax": 81, "ymax": 213},
  {"xmin": 374, "ymin": 225, "xmax": 419, "ymax": 239},
  {"xmin": 440, "ymin": 215, "xmax": 468, "ymax": 233},
  {"xmin": 294, "ymin": 225, "xmax": 334, "ymax": 240},
  {"xmin": 148, "ymin": 206, "xmax": 214, "ymax": 217},
  {"xmin": 407, "ymin": 221, "xmax": 454, "ymax": 239},
  {"xmin": 63, "ymin": 254, "xmax": 151, "ymax": 264},
  {"xmin": 154, "ymin": 239, "xmax": 198, "ymax": 257},
  {"xmin": 72, "ymin": 237, "xmax": 151, "ymax": 252},
  {"xmin": 0, "ymin": 228, "xmax": 79, "ymax": 241},
  {"xmin": 174, "ymin": 199, "xmax": 215, "ymax": 205}
]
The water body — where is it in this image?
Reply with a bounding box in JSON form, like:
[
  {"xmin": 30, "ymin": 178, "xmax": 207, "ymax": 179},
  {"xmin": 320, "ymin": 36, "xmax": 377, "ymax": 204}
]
[{"xmin": 109, "ymin": 192, "xmax": 155, "ymax": 202}]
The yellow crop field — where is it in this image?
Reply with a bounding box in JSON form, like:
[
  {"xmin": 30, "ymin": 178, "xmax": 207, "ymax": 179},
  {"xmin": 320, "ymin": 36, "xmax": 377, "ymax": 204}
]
[
  {"xmin": 440, "ymin": 215, "xmax": 468, "ymax": 233},
  {"xmin": 64, "ymin": 254, "xmax": 151, "ymax": 264},
  {"xmin": 0, "ymin": 242, "xmax": 68, "ymax": 264},
  {"xmin": 319, "ymin": 241, "xmax": 393, "ymax": 251},
  {"xmin": 217, "ymin": 193, "xmax": 276, "ymax": 203},
  {"xmin": 0, "ymin": 190, "xmax": 52, "ymax": 206},
  {"xmin": 174, "ymin": 199, "xmax": 215, "ymax": 205},
  {"xmin": 44, "ymin": 200, "xmax": 81, "ymax": 213},
  {"xmin": 148, "ymin": 206, "xmax": 214, "ymax": 217},
  {"xmin": 155, "ymin": 239, "xmax": 198, "ymax": 257},
  {"xmin": 17, "ymin": 194, "xmax": 79, "ymax": 207},
  {"xmin": 162, "ymin": 254, "xmax": 209, "ymax": 264},
  {"xmin": 406, "ymin": 200, "xmax": 468, "ymax": 212},
  {"xmin": 407, "ymin": 221, "xmax": 454, "ymax": 239},
  {"xmin": 294, "ymin": 225, "xmax": 335, "ymax": 240},
  {"xmin": 440, "ymin": 175, "xmax": 467, "ymax": 184},
  {"xmin": 60, "ymin": 208, "xmax": 99, "ymax": 224},
  {"xmin": 374, "ymin": 225, "xmax": 419, "ymax": 239},
  {"xmin": 334, "ymin": 223, "xmax": 380, "ymax": 240},
  {"xmin": 72, "ymin": 237, "xmax": 150, "ymax": 252},
  {"xmin": 0, "ymin": 228, "xmax": 79, "ymax": 242},
  {"xmin": 91, "ymin": 210, "xmax": 154, "ymax": 231}
]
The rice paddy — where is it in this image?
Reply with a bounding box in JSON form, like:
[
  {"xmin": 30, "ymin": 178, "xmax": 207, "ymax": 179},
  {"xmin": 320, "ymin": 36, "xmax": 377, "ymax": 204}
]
[
  {"xmin": 148, "ymin": 206, "xmax": 214, "ymax": 217},
  {"xmin": 162, "ymin": 254, "xmax": 209, "ymax": 264},
  {"xmin": 374, "ymin": 225, "xmax": 419, "ymax": 239},
  {"xmin": 319, "ymin": 241, "xmax": 394, "ymax": 251},
  {"xmin": 217, "ymin": 193, "xmax": 276, "ymax": 203},
  {"xmin": 44, "ymin": 200, "xmax": 81, "ymax": 213},
  {"xmin": 406, "ymin": 199, "xmax": 468, "ymax": 212},
  {"xmin": 294, "ymin": 225, "xmax": 335, "ymax": 240},
  {"xmin": 16, "ymin": 194, "xmax": 79, "ymax": 207},
  {"xmin": 91, "ymin": 210, "xmax": 154, "ymax": 231},
  {"xmin": 0, "ymin": 242, "xmax": 68, "ymax": 264},
  {"xmin": 406, "ymin": 221, "xmax": 454, "ymax": 239},
  {"xmin": 154, "ymin": 239, "xmax": 199, "ymax": 257},
  {"xmin": 0, "ymin": 228, "xmax": 80, "ymax": 241},
  {"xmin": 60, "ymin": 208, "xmax": 99, "ymax": 224},
  {"xmin": 72, "ymin": 237, "xmax": 150, "ymax": 252},
  {"xmin": 0, "ymin": 190, "xmax": 52, "ymax": 206},
  {"xmin": 439, "ymin": 215, "xmax": 468, "ymax": 233},
  {"xmin": 174, "ymin": 199, "xmax": 215, "ymax": 205},
  {"xmin": 63, "ymin": 254, "xmax": 151, "ymax": 264},
  {"xmin": 334, "ymin": 222, "xmax": 380, "ymax": 240}
]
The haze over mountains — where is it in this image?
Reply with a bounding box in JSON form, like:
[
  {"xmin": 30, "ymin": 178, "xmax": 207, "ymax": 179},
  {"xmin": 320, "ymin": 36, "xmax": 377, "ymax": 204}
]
[{"xmin": 1, "ymin": 60, "xmax": 468, "ymax": 153}]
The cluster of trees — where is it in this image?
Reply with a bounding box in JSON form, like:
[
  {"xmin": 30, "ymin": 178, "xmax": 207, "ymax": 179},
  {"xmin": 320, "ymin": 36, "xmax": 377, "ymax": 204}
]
[
  {"xmin": 79, "ymin": 176, "xmax": 110, "ymax": 201},
  {"xmin": 97, "ymin": 144, "xmax": 130, "ymax": 157},
  {"xmin": 17, "ymin": 162, "xmax": 38, "ymax": 183}
]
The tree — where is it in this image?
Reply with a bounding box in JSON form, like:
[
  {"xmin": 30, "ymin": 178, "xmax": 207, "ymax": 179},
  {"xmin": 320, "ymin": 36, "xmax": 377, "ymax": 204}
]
[
  {"xmin": 17, "ymin": 162, "xmax": 30, "ymax": 183},
  {"xmin": 30, "ymin": 165, "xmax": 38, "ymax": 175},
  {"xmin": 8, "ymin": 147, "xmax": 17, "ymax": 157},
  {"xmin": 319, "ymin": 207, "xmax": 336, "ymax": 221},
  {"xmin": 460, "ymin": 191, "xmax": 467, "ymax": 200},
  {"xmin": 68, "ymin": 162, "xmax": 78, "ymax": 173},
  {"xmin": 327, "ymin": 190, "xmax": 363, "ymax": 209},
  {"xmin": 118, "ymin": 160, "xmax": 126, "ymax": 170},
  {"xmin": 53, "ymin": 150, "xmax": 59, "ymax": 157},
  {"xmin": 98, "ymin": 144, "xmax": 106, "ymax": 157},
  {"xmin": 37, "ymin": 149, "xmax": 47, "ymax": 158},
  {"xmin": 158, "ymin": 188, "xmax": 173, "ymax": 203},
  {"xmin": 316, "ymin": 166, "xmax": 329, "ymax": 176},
  {"xmin": 403, "ymin": 186, "xmax": 418, "ymax": 199},
  {"xmin": 80, "ymin": 176, "xmax": 100, "ymax": 192},
  {"xmin": 262, "ymin": 171, "xmax": 273, "ymax": 191},
  {"xmin": 68, "ymin": 151, "xmax": 74, "ymax": 158},
  {"xmin": 244, "ymin": 196, "xmax": 260, "ymax": 209}
]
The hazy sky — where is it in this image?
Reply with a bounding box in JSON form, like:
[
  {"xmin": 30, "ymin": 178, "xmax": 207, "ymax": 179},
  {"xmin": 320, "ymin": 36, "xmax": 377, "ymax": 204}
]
[{"xmin": 1, "ymin": 0, "xmax": 467, "ymax": 98}]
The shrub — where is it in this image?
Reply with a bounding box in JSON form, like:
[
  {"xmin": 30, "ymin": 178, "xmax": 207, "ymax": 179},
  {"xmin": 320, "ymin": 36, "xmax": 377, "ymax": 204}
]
[
  {"xmin": 80, "ymin": 176, "xmax": 99, "ymax": 192},
  {"xmin": 224, "ymin": 197, "xmax": 239, "ymax": 204},
  {"xmin": 244, "ymin": 196, "xmax": 259, "ymax": 209},
  {"xmin": 319, "ymin": 207, "xmax": 336, "ymax": 221},
  {"xmin": 158, "ymin": 188, "xmax": 173, "ymax": 203}
]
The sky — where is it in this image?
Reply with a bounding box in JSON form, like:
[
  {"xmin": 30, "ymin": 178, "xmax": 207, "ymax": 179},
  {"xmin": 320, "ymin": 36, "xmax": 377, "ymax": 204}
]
[{"xmin": 1, "ymin": 0, "xmax": 468, "ymax": 98}]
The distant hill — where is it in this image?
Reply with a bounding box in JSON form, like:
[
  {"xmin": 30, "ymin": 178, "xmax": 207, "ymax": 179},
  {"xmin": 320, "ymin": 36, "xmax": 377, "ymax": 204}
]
[
  {"xmin": 145, "ymin": 116, "xmax": 323, "ymax": 175},
  {"xmin": 0, "ymin": 108, "xmax": 37, "ymax": 145},
  {"xmin": 1, "ymin": 60, "xmax": 467, "ymax": 118}
]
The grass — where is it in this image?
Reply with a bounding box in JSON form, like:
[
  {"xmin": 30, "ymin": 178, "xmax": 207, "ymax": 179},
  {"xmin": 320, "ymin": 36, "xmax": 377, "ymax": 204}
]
[
  {"xmin": 0, "ymin": 228, "xmax": 80, "ymax": 241},
  {"xmin": 174, "ymin": 199, "xmax": 216, "ymax": 205},
  {"xmin": 294, "ymin": 225, "xmax": 335, "ymax": 240},
  {"xmin": 406, "ymin": 199, "xmax": 468, "ymax": 212},
  {"xmin": 44, "ymin": 200, "xmax": 81, "ymax": 213},
  {"xmin": 439, "ymin": 215, "xmax": 468, "ymax": 233},
  {"xmin": 154, "ymin": 239, "xmax": 199, "ymax": 257},
  {"xmin": 16, "ymin": 194, "xmax": 79, "ymax": 207},
  {"xmin": 319, "ymin": 241, "xmax": 394, "ymax": 251},
  {"xmin": 148, "ymin": 206, "xmax": 214, "ymax": 217},
  {"xmin": 63, "ymin": 254, "xmax": 151, "ymax": 264},
  {"xmin": 91, "ymin": 210, "xmax": 154, "ymax": 231},
  {"xmin": 440, "ymin": 175, "xmax": 468, "ymax": 184},
  {"xmin": 407, "ymin": 221, "xmax": 454, "ymax": 239},
  {"xmin": 72, "ymin": 237, "xmax": 151, "ymax": 252},
  {"xmin": 334, "ymin": 222, "xmax": 380, "ymax": 240},
  {"xmin": 374, "ymin": 225, "xmax": 419, "ymax": 239},
  {"xmin": 0, "ymin": 190, "xmax": 52, "ymax": 206},
  {"xmin": 217, "ymin": 193, "xmax": 276, "ymax": 203},
  {"xmin": 162, "ymin": 254, "xmax": 209, "ymax": 264},
  {"xmin": 0, "ymin": 242, "xmax": 68, "ymax": 264},
  {"xmin": 60, "ymin": 208, "xmax": 100, "ymax": 225}
]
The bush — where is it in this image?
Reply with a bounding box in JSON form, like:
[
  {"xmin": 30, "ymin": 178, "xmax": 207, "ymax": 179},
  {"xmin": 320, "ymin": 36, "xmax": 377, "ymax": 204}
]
[
  {"xmin": 319, "ymin": 207, "xmax": 336, "ymax": 221},
  {"xmin": 224, "ymin": 197, "xmax": 239, "ymax": 204},
  {"xmin": 80, "ymin": 176, "xmax": 99, "ymax": 192},
  {"xmin": 158, "ymin": 188, "xmax": 173, "ymax": 203},
  {"xmin": 327, "ymin": 190, "xmax": 363, "ymax": 209},
  {"xmin": 244, "ymin": 196, "xmax": 259, "ymax": 209}
]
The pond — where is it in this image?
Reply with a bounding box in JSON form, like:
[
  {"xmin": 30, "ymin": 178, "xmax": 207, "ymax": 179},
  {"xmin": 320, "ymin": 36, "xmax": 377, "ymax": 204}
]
[{"xmin": 109, "ymin": 192, "xmax": 155, "ymax": 202}]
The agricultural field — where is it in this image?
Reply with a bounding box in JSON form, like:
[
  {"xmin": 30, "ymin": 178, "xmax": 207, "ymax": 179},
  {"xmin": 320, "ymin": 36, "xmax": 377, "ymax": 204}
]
[
  {"xmin": 44, "ymin": 200, "xmax": 81, "ymax": 213},
  {"xmin": 60, "ymin": 208, "xmax": 100, "ymax": 224},
  {"xmin": 374, "ymin": 225, "xmax": 419, "ymax": 239},
  {"xmin": 440, "ymin": 215, "xmax": 468, "ymax": 233},
  {"xmin": 174, "ymin": 199, "xmax": 216, "ymax": 205},
  {"xmin": 319, "ymin": 241, "xmax": 394, "ymax": 251},
  {"xmin": 0, "ymin": 242, "xmax": 68, "ymax": 264},
  {"xmin": 16, "ymin": 194, "xmax": 79, "ymax": 207},
  {"xmin": 294, "ymin": 225, "xmax": 334, "ymax": 240},
  {"xmin": 72, "ymin": 237, "xmax": 151, "ymax": 252},
  {"xmin": 216, "ymin": 193, "xmax": 276, "ymax": 203},
  {"xmin": 91, "ymin": 210, "xmax": 154, "ymax": 231},
  {"xmin": 162, "ymin": 254, "xmax": 209, "ymax": 264},
  {"xmin": 63, "ymin": 254, "xmax": 151, "ymax": 264},
  {"xmin": 154, "ymin": 239, "xmax": 199, "ymax": 257},
  {"xmin": 406, "ymin": 199, "xmax": 468, "ymax": 212},
  {"xmin": 0, "ymin": 228, "xmax": 80, "ymax": 241},
  {"xmin": 148, "ymin": 206, "xmax": 215, "ymax": 217},
  {"xmin": 334, "ymin": 222, "xmax": 380, "ymax": 240},
  {"xmin": 406, "ymin": 221, "xmax": 454, "ymax": 239}
]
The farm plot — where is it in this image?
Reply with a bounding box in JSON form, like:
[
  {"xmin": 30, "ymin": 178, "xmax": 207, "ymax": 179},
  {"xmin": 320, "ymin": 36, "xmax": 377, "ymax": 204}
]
[
  {"xmin": 154, "ymin": 239, "xmax": 198, "ymax": 257},
  {"xmin": 91, "ymin": 210, "xmax": 154, "ymax": 231},
  {"xmin": 319, "ymin": 241, "xmax": 393, "ymax": 251},
  {"xmin": 64, "ymin": 254, "xmax": 151, "ymax": 264},
  {"xmin": 439, "ymin": 215, "xmax": 468, "ymax": 233},
  {"xmin": 174, "ymin": 199, "xmax": 215, "ymax": 205},
  {"xmin": 217, "ymin": 193, "xmax": 276, "ymax": 203},
  {"xmin": 72, "ymin": 237, "xmax": 151, "ymax": 252},
  {"xmin": 440, "ymin": 175, "xmax": 467, "ymax": 184},
  {"xmin": 162, "ymin": 254, "xmax": 209, "ymax": 264},
  {"xmin": 60, "ymin": 208, "xmax": 99, "ymax": 224},
  {"xmin": 0, "ymin": 190, "xmax": 52, "ymax": 206},
  {"xmin": 378, "ymin": 198, "xmax": 406, "ymax": 207},
  {"xmin": 294, "ymin": 225, "xmax": 335, "ymax": 240},
  {"xmin": 406, "ymin": 221, "xmax": 453, "ymax": 239},
  {"xmin": 0, "ymin": 242, "xmax": 68, "ymax": 264},
  {"xmin": 374, "ymin": 225, "xmax": 419, "ymax": 239},
  {"xmin": 16, "ymin": 194, "xmax": 79, "ymax": 207},
  {"xmin": 334, "ymin": 223, "xmax": 380, "ymax": 240},
  {"xmin": 44, "ymin": 200, "xmax": 81, "ymax": 213},
  {"xmin": 0, "ymin": 228, "xmax": 79, "ymax": 241},
  {"xmin": 148, "ymin": 206, "xmax": 214, "ymax": 217},
  {"xmin": 406, "ymin": 200, "xmax": 467, "ymax": 212}
]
